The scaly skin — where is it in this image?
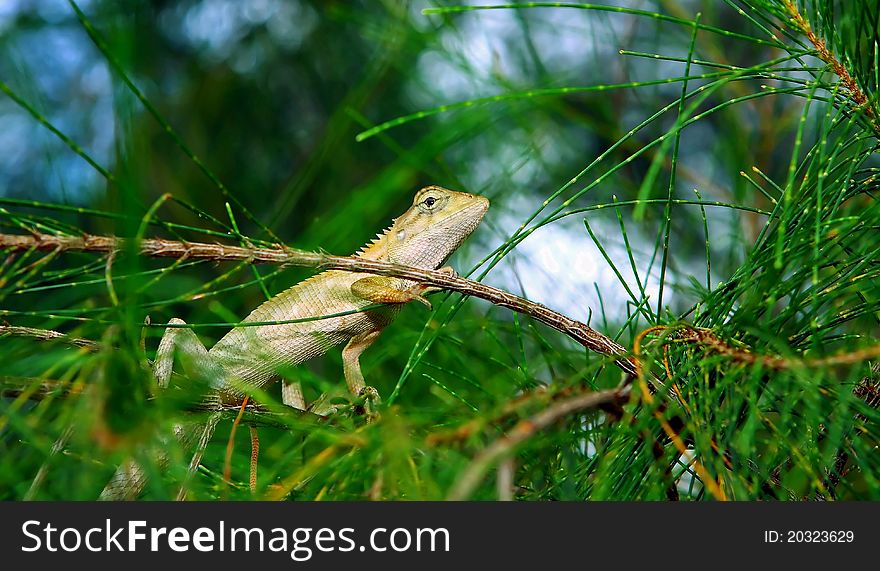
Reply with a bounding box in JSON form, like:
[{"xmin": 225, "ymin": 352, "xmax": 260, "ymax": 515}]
[{"xmin": 100, "ymin": 186, "xmax": 489, "ymax": 499}]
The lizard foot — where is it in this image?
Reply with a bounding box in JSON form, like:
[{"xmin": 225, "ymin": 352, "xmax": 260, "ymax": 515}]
[{"xmin": 356, "ymin": 386, "xmax": 381, "ymax": 423}]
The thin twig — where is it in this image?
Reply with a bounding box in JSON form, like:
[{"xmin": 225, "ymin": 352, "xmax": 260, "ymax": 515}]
[
  {"xmin": 425, "ymin": 383, "xmax": 622, "ymax": 446},
  {"xmin": 0, "ymin": 232, "xmax": 637, "ymax": 377},
  {"xmin": 642, "ymin": 324, "xmax": 880, "ymax": 371},
  {"xmin": 0, "ymin": 325, "xmax": 100, "ymax": 350},
  {"xmin": 0, "ymin": 376, "xmax": 82, "ymax": 400},
  {"xmin": 0, "ymin": 374, "xmax": 323, "ymax": 428},
  {"xmin": 637, "ymin": 325, "xmax": 880, "ymax": 500},
  {"xmin": 368, "ymin": 470, "xmax": 384, "ymax": 501}
]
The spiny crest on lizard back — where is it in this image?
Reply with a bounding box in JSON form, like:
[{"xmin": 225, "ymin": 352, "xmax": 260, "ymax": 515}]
[
  {"xmin": 355, "ymin": 225, "xmax": 394, "ymax": 258},
  {"xmin": 356, "ymin": 186, "xmax": 489, "ymax": 269}
]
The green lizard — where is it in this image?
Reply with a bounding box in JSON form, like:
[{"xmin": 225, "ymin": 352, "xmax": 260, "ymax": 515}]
[{"xmin": 100, "ymin": 186, "xmax": 489, "ymax": 499}]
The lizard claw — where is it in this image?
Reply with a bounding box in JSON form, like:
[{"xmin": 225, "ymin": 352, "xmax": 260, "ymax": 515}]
[
  {"xmin": 403, "ymin": 284, "xmax": 433, "ymax": 309},
  {"xmin": 414, "ymin": 294, "xmax": 433, "ymax": 310},
  {"xmin": 413, "ymin": 266, "xmax": 456, "ymax": 307},
  {"xmin": 359, "ymin": 385, "xmax": 381, "ymax": 402}
]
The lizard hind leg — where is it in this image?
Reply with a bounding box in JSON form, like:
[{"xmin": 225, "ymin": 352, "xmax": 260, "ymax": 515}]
[
  {"xmin": 153, "ymin": 318, "xmax": 211, "ymax": 388},
  {"xmin": 281, "ymin": 380, "xmax": 306, "ymax": 410},
  {"xmin": 153, "ymin": 318, "xmax": 220, "ymax": 500},
  {"xmin": 101, "ymin": 318, "xmax": 213, "ymax": 500}
]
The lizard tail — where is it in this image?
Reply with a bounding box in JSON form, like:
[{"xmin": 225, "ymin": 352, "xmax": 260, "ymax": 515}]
[{"xmin": 99, "ymin": 459, "xmax": 148, "ymax": 500}]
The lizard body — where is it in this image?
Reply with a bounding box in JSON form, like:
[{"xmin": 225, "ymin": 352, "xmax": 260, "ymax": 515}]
[{"xmin": 100, "ymin": 186, "xmax": 488, "ymax": 499}]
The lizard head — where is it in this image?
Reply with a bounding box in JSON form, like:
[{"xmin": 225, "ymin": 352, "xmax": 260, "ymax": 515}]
[{"xmin": 384, "ymin": 185, "xmax": 489, "ymax": 269}]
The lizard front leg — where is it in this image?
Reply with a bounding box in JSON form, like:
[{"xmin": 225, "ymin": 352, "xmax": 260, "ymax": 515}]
[
  {"xmin": 350, "ymin": 266, "xmax": 456, "ymax": 310},
  {"xmin": 347, "ymin": 270, "xmax": 455, "ymax": 419},
  {"xmin": 341, "ymin": 329, "xmax": 383, "ymax": 420},
  {"xmin": 306, "ymin": 330, "xmax": 382, "ymax": 418}
]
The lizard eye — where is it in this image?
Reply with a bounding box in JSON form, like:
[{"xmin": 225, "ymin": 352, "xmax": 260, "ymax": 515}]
[{"xmin": 423, "ymin": 196, "xmax": 437, "ymax": 208}]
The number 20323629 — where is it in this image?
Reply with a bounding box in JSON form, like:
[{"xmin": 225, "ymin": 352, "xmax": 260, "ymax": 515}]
[{"xmin": 763, "ymin": 530, "xmax": 854, "ymax": 543}]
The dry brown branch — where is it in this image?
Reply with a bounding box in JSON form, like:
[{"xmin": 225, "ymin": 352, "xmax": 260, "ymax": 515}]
[
  {"xmin": 0, "ymin": 375, "xmax": 315, "ymax": 429},
  {"xmin": 497, "ymin": 457, "xmax": 515, "ymax": 501},
  {"xmin": 0, "ymin": 376, "xmax": 83, "ymax": 400},
  {"xmin": 446, "ymin": 385, "xmax": 627, "ymax": 500},
  {"xmin": 783, "ymin": 1, "xmax": 877, "ymax": 131},
  {"xmin": 0, "ymin": 325, "xmax": 100, "ymax": 351},
  {"xmin": 0, "ymin": 232, "xmax": 637, "ymax": 377}
]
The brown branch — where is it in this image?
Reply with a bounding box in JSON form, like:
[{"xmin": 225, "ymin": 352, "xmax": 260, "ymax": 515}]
[
  {"xmin": 223, "ymin": 396, "xmax": 250, "ymax": 498},
  {"xmin": 0, "ymin": 376, "xmax": 81, "ymax": 400},
  {"xmin": 0, "ymin": 232, "xmax": 637, "ymax": 377},
  {"xmin": 783, "ymin": 1, "xmax": 877, "ymax": 131},
  {"xmin": 446, "ymin": 385, "xmax": 628, "ymax": 500},
  {"xmin": 0, "ymin": 325, "xmax": 101, "ymax": 350},
  {"xmin": 633, "ymin": 326, "xmax": 728, "ymax": 501}
]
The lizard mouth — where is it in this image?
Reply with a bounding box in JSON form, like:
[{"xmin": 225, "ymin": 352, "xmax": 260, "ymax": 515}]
[
  {"xmin": 446, "ymin": 195, "xmax": 489, "ymax": 235},
  {"xmin": 470, "ymin": 195, "xmax": 490, "ymax": 222},
  {"xmin": 439, "ymin": 195, "xmax": 489, "ymax": 251},
  {"xmin": 463, "ymin": 195, "xmax": 490, "ymax": 221}
]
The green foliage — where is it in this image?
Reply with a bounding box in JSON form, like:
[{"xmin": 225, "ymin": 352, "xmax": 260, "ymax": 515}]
[{"xmin": 0, "ymin": 0, "xmax": 878, "ymax": 500}]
